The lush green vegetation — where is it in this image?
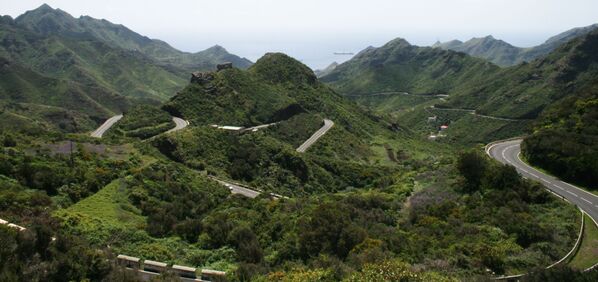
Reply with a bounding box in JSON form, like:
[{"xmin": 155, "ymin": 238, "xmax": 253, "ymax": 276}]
[
  {"xmin": 15, "ymin": 4, "xmax": 252, "ymax": 72},
  {"xmin": 522, "ymin": 90, "xmax": 598, "ymax": 190},
  {"xmin": 105, "ymin": 105, "xmax": 174, "ymax": 140},
  {"xmin": 1, "ymin": 13, "xmax": 186, "ymax": 102},
  {"xmin": 1, "ymin": 9, "xmax": 595, "ymax": 279},
  {"xmin": 321, "ymin": 38, "xmax": 498, "ymax": 96},
  {"xmin": 433, "ymin": 23, "xmax": 598, "ymax": 67},
  {"xmin": 323, "ymin": 29, "xmax": 598, "ymax": 146}
]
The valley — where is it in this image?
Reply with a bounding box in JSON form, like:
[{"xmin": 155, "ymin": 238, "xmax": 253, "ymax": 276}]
[{"xmin": 0, "ymin": 3, "xmax": 597, "ymax": 282}]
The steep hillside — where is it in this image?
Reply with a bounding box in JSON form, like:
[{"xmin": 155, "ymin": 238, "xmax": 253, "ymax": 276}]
[
  {"xmin": 0, "ymin": 56, "xmax": 130, "ymax": 133},
  {"xmin": 165, "ymin": 53, "xmax": 389, "ymax": 137},
  {"xmin": 314, "ymin": 61, "xmax": 338, "ymax": 77},
  {"xmin": 14, "ymin": 4, "xmax": 253, "ymax": 72},
  {"xmin": 324, "ymin": 30, "xmax": 598, "ymax": 145},
  {"xmin": 321, "ymin": 38, "xmax": 498, "ymax": 95},
  {"xmin": 444, "ymin": 29, "xmax": 598, "ymax": 119},
  {"xmin": 522, "ymin": 81, "xmax": 598, "ymax": 190},
  {"xmin": 434, "ymin": 24, "xmax": 598, "ymax": 66},
  {"xmin": 159, "ymin": 53, "xmax": 451, "ymax": 192},
  {"xmin": 0, "ymin": 14, "xmax": 185, "ymax": 102},
  {"xmin": 433, "ymin": 36, "xmax": 521, "ymax": 67}
]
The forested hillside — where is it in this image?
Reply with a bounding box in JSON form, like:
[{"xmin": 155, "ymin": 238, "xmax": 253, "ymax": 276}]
[
  {"xmin": 321, "ymin": 38, "xmax": 498, "ymax": 95},
  {"xmin": 14, "ymin": 4, "xmax": 253, "ymax": 72},
  {"xmin": 433, "ymin": 24, "xmax": 598, "ymax": 66},
  {"xmin": 522, "ymin": 83, "xmax": 598, "ymax": 190},
  {"xmin": 1, "ymin": 4, "xmax": 596, "ymax": 281}
]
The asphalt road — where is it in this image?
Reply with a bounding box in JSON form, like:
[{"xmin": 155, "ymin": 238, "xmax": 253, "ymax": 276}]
[
  {"xmin": 208, "ymin": 176, "xmax": 285, "ymax": 199},
  {"xmin": 487, "ymin": 139, "xmax": 598, "ymax": 224},
  {"xmin": 92, "ymin": 115, "xmax": 188, "ymax": 139},
  {"xmin": 90, "ymin": 115, "xmax": 123, "ymax": 138},
  {"xmin": 166, "ymin": 117, "xmax": 189, "ymax": 133},
  {"xmin": 210, "ymin": 177, "xmax": 261, "ymax": 198},
  {"xmin": 344, "ymin": 91, "xmax": 448, "ymax": 98},
  {"xmin": 427, "ymin": 106, "xmax": 526, "ymax": 122},
  {"xmin": 296, "ymin": 119, "xmax": 334, "ymax": 153}
]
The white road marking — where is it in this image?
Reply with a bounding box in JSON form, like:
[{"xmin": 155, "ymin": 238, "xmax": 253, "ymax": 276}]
[
  {"xmin": 541, "ymin": 179, "xmax": 551, "ymax": 184},
  {"xmin": 566, "ymin": 190, "xmax": 578, "ymax": 197},
  {"xmin": 581, "ymin": 197, "xmax": 592, "ymax": 204}
]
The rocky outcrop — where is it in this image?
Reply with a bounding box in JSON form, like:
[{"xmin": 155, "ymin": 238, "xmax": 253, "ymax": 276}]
[
  {"xmin": 190, "ymin": 71, "xmax": 214, "ymax": 85},
  {"xmin": 217, "ymin": 62, "xmax": 233, "ymax": 71}
]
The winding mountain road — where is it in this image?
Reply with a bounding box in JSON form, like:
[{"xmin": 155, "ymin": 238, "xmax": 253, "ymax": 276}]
[
  {"xmin": 344, "ymin": 91, "xmax": 448, "ymax": 98},
  {"xmin": 296, "ymin": 119, "xmax": 334, "ymax": 153},
  {"xmin": 487, "ymin": 139, "xmax": 598, "ymax": 224},
  {"xmin": 208, "ymin": 176, "xmax": 285, "ymax": 199},
  {"xmin": 90, "ymin": 114, "xmax": 123, "ymax": 138},
  {"xmin": 165, "ymin": 117, "xmax": 189, "ymax": 133},
  {"xmin": 91, "ymin": 115, "xmax": 189, "ymax": 138},
  {"xmin": 427, "ymin": 106, "xmax": 528, "ymax": 122}
]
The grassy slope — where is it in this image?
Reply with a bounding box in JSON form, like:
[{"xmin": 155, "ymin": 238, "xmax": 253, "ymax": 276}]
[
  {"xmin": 434, "ymin": 24, "xmax": 598, "ymax": 67},
  {"xmin": 104, "ymin": 105, "xmax": 174, "ymax": 139},
  {"xmin": 164, "ymin": 52, "xmax": 437, "ymax": 158},
  {"xmin": 0, "ymin": 20, "xmax": 186, "ymax": 102},
  {"xmin": 321, "ymin": 38, "xmax": 498, "ymax": 95},
  {"xmin": 14, "ymin": 4, "xmax": 252, "ymax": 72},
  {"xmin": 569, "ymin": 214, "xmax": 598, "ymax": 270},
  {"xmin": 323, "ymin": 31, "xmax": 598, "ymax": 145},
  {"xmin": 444, "ymin": 29, "xmax": 598, "ymax": 119}
]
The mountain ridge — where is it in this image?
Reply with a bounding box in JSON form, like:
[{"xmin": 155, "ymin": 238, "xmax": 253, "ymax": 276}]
[
  {"xmin": 434, "ymin": 23, "xmax": 598, "ymax": 66},
  {"xmin": 14, "ymin": 4, "xmax": 253, "ymax": 72}
]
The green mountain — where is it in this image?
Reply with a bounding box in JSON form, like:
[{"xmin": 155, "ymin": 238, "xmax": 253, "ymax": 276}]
[
  {"xmin": 320, "ymin": 38, "xmax": 498, "ymax": 95},
  {"xmin": 14, "ymin": 4, "xmax": 253, "ymax": 72},
  {"xmin": 0, "ymin": 4, "xmax": 253, "ymax": 132},
  {"xmin": 0, "ymin": 56, "xmax": 130, "ymax": 133},
  {"xmin": 444, "ymin": 28, "xmax": 598, "ymax": 119},
  {"xmin": 2, "ymin": 6, "xmax": 186, "ymax": 102},
  {"xmin": 314, "ymin": 61, "xmax": 338, "ymax": 77},
  {"xmin": 433, "ymin": 24, "xmax": 598, "ymax": 66},
  {"xmin": 520, "ymin": 30, "xmax": 598, "ymax": 189},
  {"xmin": 322, "ymin": 30, "xmax": 598, "ymax": 145},
  {"xmin": 159, "ymin": 53, "xmax": 448, "ymax": 193}
]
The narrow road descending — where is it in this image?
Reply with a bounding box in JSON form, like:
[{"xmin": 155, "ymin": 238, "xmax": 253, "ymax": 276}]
[
  {"xmin": 427, "ymin": 106, "xmax": 527, "ymax": 122},
  {"xmin": 208, "ymin": 176, "xmax": 285, "ymax": 199},
  {"xmin": 90, "ymin": 115, "xmax": 123, "ymax": 138},
  {"xmin": 344, "ymin": 91, "xmax": 449, "ymax": 98},
  {"xmin": 487, "ymin": 139, "xmax": 598, "ymax": 224},
  {"xmin": 210, "ymin": 177, "xmax": 261, "ymax": 198},
  {"xmin": 296, "ymin": 119, "xmax": 334, "ymax": 153},
  {"xmin": 166, "ymin": 117, "xmax": 189, "ymax": 133}
]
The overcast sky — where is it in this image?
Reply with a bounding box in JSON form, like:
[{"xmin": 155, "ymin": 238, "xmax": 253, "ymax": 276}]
[{"xmin": 3, "ymin": 0, "xmax": 598, "ymax": 68}]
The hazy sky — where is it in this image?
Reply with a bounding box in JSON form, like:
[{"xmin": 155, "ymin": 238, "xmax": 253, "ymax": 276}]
[{"xmin": 2, "ymin": 0, "xmax": 598, "ymax": 68}]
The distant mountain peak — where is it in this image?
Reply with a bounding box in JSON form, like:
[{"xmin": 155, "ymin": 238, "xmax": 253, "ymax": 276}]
[
  {"xmin": 37, "ymin": 3, "xmax": 54, "ymax": 11},
  {"xmin": 433, "ymin": 24, "xmax": 598, "ymax": 66},
  {"xmin": 385, "ymin": 38, "xmax": 412, "ymax": 48},
  {"xmin": 206, "ymin": 45, "xmax": 227, "ymax": 53}
]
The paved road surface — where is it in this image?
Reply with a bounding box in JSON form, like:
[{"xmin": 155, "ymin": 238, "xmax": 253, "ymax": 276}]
[
  {"xmin": 90, "ymin": 115, "xmax": 123, "ymax": 138},
  {"xmin": 166, "ymin": 117, "xmax": 189, "ymax": 133},
  {"xmin": 487, "ymin": 139, "xmax": 598, "ymax": 224},
  {"xmin": 344, "ymin": 91, "xmax": 448, "ymax": 98},
  {"xmin": 243, "ymin": 122, "xmax": 278, "ymax": 132},
  {"xmin": 210, "ymin": 177, "xmax": 261, "ymax": 198},
  {"xmin": 296, "ymin": 119, "xmax": 334, "ymax": 153},
  {"xmin": 427, "ymin": 106, "xmax": 527, "ymax": 122},
  {"xmin": 208, "ymin": 176, "xmax": 285, "ymax": 199}
]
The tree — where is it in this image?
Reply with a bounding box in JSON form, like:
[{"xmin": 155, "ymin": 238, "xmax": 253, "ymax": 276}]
[{"xmin": 457, "ymin": 151, "xmax": 488, "ymax": 192}]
